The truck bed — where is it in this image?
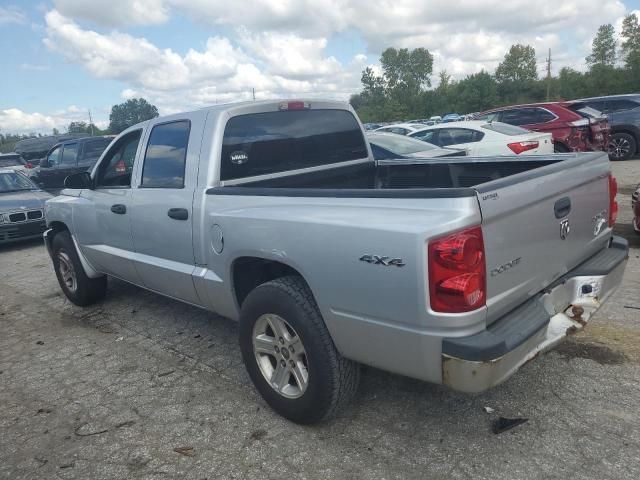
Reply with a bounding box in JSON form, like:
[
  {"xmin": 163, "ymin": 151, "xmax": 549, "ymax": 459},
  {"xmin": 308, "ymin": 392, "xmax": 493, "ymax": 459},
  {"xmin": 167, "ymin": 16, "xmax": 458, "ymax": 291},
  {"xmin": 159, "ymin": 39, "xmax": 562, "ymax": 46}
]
[{"xmin": 208, "ymin": 154, "xmax": 573, "ymax": 196}]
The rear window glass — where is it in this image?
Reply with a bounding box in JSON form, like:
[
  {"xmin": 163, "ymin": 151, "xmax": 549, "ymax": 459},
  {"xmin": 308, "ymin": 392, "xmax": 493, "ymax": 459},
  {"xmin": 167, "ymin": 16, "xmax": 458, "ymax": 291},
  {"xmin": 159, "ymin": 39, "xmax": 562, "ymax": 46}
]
[
  {"xmin": 83, "ymin": 138, "xmax": 112, "ymax": 160},
  {"xmin": 481, "ymin": 123, "xmax": 531, "ymax": 136},
  {"xmin": 367, "ymin": 133, "xmax": 436, "ymax": 154},
  {"xmin": 0, "ymin": 156, "xmax": 23, "ymax": 167},
  {"xmin": 221, "ymin": 109, "xmax": 368, "ymax": 181},
  {"xmin": 568, "ymin": 103, "xmax": 603, "ymax": 119}
]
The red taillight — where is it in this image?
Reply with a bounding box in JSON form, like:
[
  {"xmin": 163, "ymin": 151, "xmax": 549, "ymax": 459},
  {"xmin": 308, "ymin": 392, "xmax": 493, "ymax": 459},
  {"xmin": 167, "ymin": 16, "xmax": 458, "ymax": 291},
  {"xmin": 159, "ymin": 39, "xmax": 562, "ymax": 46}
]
[
  {"xmin": 25, "ymin": 162, "xmax": 33, "ymax": 169},
  {"xmin": 507, "ymin": 141, "xmax": 539, "ymax": 154},
  {"xmin": 279, "ymin": 101, "xmax": 310, "ymax": 111},
  {"xmin": 609, "ymin": 174, "xmax": 618, "ymax": 226},
  {"xmin": 115, "ymin": 159, "xmax": 126, "ymax": 173},
  {"xmin": 428, "ymin": 226, "xmax": 486, "ymax": 313}
]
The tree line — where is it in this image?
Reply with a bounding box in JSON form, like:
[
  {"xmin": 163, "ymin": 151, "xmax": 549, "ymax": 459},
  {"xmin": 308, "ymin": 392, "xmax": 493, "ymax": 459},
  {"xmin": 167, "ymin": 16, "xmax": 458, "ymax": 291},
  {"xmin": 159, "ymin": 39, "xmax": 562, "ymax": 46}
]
[
  {"xmin": 0, "ymin": 98, "xmax": 159, "ymax": 154},
  {"xmin": 351, "ymin": 13, "xmax": 640, "ymax": 123}
]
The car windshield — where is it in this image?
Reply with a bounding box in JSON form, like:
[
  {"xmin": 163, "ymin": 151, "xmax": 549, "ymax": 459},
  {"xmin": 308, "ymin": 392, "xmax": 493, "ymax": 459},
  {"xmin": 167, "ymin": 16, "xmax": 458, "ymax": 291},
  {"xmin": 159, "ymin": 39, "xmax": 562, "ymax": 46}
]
[
  {"xmin": 0, "ymin": 171, "xmax": 38, "ymax": 193},
  {"xmin": 481, "ymin": 123, "xmax": 531, "ymax": 136},
  {"xmin": 367, "ymin": 133, "xmax": 437, "ymax": 154}
]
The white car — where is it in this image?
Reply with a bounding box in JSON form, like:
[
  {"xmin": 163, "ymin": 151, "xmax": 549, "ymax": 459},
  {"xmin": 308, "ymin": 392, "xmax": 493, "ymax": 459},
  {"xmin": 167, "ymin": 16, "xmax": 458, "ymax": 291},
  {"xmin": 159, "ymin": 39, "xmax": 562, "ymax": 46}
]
[
  {"xmin": 373, "ymin": 123, "xmax": 424, "ymax": 136},
  {"xmin": 408, "ymin": 121, "xmax": 554, "ymax": 156},
  {"xmin": 0, "ymin": 153, "xmax": 30, "ymax": 172}
]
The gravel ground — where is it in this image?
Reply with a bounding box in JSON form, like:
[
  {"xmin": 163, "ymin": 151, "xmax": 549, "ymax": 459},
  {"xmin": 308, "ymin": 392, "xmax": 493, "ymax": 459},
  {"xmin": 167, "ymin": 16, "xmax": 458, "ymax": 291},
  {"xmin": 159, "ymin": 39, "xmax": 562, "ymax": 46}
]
[{"xmin": 1, "ymin": 159, "xmax": 640, "ymax": 480}]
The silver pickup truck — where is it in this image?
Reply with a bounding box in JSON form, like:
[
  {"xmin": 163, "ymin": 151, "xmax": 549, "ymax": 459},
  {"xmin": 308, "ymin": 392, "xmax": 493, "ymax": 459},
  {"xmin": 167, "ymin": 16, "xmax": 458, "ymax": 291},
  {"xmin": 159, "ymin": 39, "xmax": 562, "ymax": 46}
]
[{"xmin": 44, "ymin": 100, "xmax": 628, "ymax": 424}]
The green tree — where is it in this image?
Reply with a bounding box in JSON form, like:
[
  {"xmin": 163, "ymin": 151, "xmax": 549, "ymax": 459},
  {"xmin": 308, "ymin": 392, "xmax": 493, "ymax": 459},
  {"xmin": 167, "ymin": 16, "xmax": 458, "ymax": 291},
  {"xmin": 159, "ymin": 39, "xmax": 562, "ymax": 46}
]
[
  {"xmin": 586, "ymin": 24, "xmax": 616, "ymax": 67},
  {"xmin": 67, "ymin": 121, "xmax": 89, "ymax": 134},
  {"xmin": 52, "ymin": 127, "xmax": 60, "ymax": 135},
  {"xmin": 454, "ymin": 71, "xmax": 498, "ymax": 113},
  {"xmin": 621, "ymin": 13, "xmax": 640, "ymax": 90},
  {"xmin": 495, "ymin": 44, "xmax": 538, "ymax": 83},
  {"xmin": 109, "ymin": 98, "xmax": 159, "ymax": 134}
]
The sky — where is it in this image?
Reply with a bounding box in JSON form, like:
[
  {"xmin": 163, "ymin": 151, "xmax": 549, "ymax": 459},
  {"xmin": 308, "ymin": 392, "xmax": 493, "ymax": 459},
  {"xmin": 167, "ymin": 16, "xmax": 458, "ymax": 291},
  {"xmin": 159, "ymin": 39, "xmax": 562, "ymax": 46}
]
[{"xmin": 1, "ymin": 0, "xmax": 639, "ymax": 134}]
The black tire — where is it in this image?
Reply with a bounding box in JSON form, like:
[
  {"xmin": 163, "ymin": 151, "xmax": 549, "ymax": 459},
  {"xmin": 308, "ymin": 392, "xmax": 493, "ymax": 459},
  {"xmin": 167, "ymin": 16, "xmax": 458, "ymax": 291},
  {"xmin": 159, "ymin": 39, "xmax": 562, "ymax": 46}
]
[
  {"xmin": 554, "ymin": 142, "xmax": 569, "ymax": 153},
  {"xmin": 609, "ymin": 132, "xmax": 636, "ymax": 161},
  {"xmin": 52, "ymin": 230, "xmax": 107, "ymax": 306},
  {"xmin": 239, "ymin": 276, "xmax": 360, "ymax": 424}
]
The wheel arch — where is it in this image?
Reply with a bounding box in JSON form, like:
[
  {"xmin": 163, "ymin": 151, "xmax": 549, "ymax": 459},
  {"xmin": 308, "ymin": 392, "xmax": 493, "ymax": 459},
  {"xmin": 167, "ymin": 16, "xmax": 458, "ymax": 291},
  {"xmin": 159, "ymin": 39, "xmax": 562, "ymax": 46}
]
[{"xmin": 231, "ymin": 256, "xmax": 315, "ymax": 310}]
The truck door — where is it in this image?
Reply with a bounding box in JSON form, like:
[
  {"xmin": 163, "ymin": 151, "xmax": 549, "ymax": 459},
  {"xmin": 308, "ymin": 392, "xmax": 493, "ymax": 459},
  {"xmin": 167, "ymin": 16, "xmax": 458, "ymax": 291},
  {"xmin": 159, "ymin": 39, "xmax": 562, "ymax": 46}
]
[
  {"xmin": 129, "ymin": 112, "xmax": 206, "ymax": 306},
  {"xmin": 74, "ymin": 129, "xmax": 144, "ymax": 283},
  {"xmin": 56, "ymin": 142, "xmax": 79, "ymax": 187},
  {"xmin": 38, "ymin": 145, "xmax": 62, "ymax": 188}
]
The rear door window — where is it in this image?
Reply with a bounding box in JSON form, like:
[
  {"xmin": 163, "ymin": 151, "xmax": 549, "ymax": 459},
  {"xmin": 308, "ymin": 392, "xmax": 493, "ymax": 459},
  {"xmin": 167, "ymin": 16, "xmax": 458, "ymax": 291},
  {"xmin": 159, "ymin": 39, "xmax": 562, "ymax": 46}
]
[
  {"xmin": 535, "ymin": 108, "xmax": 556, "ymax": 123},
  {"xmin": 60, "ymin": 143, "xmax": 79, "ymax": 167},
  {"xmin": 607, "ymin": 99, "xmax": 640, "ymax": 112},
  {"xmin": 438, "ymin": 128, "xmax": 483, "ymax": 146},
  {"xmin": 141, "ymin": 120, "xmax": 190, "ymax": 188},
  {"xmin": 221, "ymin": 109, "xmax": 368, "ymax": 181},
  {"xmin": 501, "ymin": 108, "xmax": 539, "ymax": 126}
]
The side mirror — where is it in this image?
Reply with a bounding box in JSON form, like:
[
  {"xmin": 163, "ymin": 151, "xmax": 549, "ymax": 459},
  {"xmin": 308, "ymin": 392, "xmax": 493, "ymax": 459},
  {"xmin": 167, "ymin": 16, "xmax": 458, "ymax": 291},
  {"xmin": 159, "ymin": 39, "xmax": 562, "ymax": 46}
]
[
  {"xmin": 40, "ymin": 158, "xmax": 49, "ymax": 168},
  {"xmin": 64, "ymin": 172, "xmax": 93, "ymax": 189}
]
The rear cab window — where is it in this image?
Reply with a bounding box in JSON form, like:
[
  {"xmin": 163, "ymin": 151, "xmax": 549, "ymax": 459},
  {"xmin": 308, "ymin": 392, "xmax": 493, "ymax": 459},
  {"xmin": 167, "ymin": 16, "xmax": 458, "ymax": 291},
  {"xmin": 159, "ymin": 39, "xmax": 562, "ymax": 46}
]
[{"xmin": 221, "ymin": 109, "xmax": 368, "ymax": 181}]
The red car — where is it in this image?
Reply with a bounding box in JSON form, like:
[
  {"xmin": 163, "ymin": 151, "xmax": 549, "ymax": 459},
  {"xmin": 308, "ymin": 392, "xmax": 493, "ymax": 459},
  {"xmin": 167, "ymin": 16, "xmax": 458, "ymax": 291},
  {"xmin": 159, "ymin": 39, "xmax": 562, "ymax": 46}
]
[
  {"xmin": 475, "ymin": 102, "xmax": 610, "ymax": 153},
  {"xmin": 633, "ymin": 184, "xmax": 640, "ymax": 234}
]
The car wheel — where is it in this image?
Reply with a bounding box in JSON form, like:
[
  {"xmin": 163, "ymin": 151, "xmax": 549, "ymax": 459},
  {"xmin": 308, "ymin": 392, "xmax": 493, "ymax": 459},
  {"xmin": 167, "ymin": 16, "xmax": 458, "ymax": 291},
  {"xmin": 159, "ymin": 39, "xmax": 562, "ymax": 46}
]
[
  {"xmin": 609, "ymin": 133, "xmax": 636, "ymax": 161},
  {"xmin": 239, "ymin": 275, "xmax": 360, "ymax": 424},
  {"xmin": 52, "ymin": 230, "xmax": 107, "ymax": 306},
  {"xmin": 554, "ymin": 142, "xmax": 569, "ymax": 153}
]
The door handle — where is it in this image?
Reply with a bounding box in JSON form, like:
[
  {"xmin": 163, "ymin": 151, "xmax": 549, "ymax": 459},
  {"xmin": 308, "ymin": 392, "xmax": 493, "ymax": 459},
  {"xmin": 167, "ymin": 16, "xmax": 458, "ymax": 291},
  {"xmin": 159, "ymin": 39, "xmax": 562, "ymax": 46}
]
[
  {"xmin": 167, "ymin": 208, "xmax": 189, "ymax": 220},
  {"xmin": 110, "ymin": 204, "xmax": 127, "ymax": 215},
  {"xmin": 554, "ymin": 197, "xmax": 571, "ymax": 219}
]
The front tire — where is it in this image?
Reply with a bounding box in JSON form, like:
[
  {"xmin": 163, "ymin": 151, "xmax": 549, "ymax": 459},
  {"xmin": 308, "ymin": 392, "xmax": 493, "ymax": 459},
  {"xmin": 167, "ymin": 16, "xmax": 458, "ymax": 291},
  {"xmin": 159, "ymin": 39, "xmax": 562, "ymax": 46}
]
[
  {"xmin": 609, "ymin": 133, "xmax": 636, "ymax": 161},
  {"xmin": 52, "ymin": 231, "xmax": 107, "ymax": 306},
  {"xmin": 239, "ymin": 276, "xmax": 360, "ymax": 424}
]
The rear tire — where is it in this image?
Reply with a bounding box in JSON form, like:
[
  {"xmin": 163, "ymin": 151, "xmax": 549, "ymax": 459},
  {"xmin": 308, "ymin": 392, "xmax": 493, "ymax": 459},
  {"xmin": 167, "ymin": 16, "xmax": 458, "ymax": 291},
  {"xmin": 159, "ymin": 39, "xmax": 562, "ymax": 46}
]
[
  {"xmin": 52, "ymin": 231, "xmax": 107, "ymax": 306},
  {"xmin": 609, "ymin": 133, "xmax": 636, "ymax": 161},
  {"xmin": 239, "ymin": 276, "xmax": 360, "ymax": 424}
]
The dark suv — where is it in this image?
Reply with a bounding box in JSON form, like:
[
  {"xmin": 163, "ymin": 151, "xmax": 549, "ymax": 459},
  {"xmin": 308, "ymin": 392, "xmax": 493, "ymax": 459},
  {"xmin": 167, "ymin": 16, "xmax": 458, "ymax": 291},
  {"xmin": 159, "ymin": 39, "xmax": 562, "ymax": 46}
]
[
  {"xmin": 577, "ymin": 94, "xmax": 640, "ymax": 161},
  {"xmin": 31, "ymin": 136, "xmax": 113, "ymax": 189}
]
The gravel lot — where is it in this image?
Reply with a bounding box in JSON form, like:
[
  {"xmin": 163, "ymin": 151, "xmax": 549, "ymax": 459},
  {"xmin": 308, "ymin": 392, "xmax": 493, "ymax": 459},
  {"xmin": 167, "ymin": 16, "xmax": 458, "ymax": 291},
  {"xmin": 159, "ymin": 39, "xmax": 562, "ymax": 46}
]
[{"xmin": 2, "ymin": 160, "xmax": 640, "ymax": 480}]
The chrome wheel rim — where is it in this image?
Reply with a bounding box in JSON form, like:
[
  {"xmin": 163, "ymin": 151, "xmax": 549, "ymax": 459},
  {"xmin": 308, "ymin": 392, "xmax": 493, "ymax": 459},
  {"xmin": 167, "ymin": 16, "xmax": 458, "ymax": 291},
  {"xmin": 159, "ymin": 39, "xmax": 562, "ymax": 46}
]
[
  {"xmin": 609, "ymin": 137, "xmax": 631, "ymax": 159},
  {"xmin": 252, "ymin": 314, "xmax": 309, "ymax": 399},
  {"xmin": 57, "ymin": 251, "xmax": 77, "ymax": 293}
]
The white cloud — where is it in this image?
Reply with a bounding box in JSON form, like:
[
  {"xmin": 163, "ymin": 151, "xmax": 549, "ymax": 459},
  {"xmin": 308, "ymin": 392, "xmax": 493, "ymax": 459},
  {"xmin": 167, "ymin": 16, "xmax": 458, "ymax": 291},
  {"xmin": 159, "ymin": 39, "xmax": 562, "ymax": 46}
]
[
  {"xmin": 53, "ymin": 0, "xmax": 168, "ymax": 27},
  {"xmin": 19, "ymin": 63, "xmax": 50, "ymax": 71},
  {"xmin": 0, "ymin": 6, "xmax": 27, "ymax": 25},
  {"xmin": 43, "ymin": 10, "xmax": 365, "ymax": 116}
]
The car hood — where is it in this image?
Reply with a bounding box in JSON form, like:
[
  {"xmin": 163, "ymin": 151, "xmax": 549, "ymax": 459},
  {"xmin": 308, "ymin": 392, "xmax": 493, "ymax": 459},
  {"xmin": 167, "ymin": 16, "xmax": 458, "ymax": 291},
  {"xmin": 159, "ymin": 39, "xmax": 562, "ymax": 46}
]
[{"xmin": 0, "ymin": 190, "xmax": 52, "ymax": 211}]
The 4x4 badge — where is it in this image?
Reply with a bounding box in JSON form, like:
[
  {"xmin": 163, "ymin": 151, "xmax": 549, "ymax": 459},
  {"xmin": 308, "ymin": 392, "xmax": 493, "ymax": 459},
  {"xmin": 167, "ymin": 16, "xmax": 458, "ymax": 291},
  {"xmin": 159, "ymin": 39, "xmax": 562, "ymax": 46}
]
[{"xmin": 560, "ymin": 219, "xmax": 570, "ymax": 240}]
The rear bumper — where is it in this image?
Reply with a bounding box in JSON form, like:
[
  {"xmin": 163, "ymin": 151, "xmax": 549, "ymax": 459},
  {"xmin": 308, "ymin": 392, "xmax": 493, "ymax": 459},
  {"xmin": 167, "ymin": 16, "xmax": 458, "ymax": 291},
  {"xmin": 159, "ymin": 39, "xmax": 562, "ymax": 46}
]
[
  {"xmin": 0, "ymin": 220, "xmax": 47, "ymax": 244},
  {"xmin": 442, "ymin": 236, "xmax": 628, "ymax": 393}
]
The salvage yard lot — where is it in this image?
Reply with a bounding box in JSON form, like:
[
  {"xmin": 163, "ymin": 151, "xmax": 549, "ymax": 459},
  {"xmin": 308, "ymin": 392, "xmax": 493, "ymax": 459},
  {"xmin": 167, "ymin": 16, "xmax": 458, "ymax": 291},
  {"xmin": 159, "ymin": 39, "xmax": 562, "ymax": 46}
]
[{"xmin": 1, "ymin": 161, "xmax": 640, "ymax": 480}]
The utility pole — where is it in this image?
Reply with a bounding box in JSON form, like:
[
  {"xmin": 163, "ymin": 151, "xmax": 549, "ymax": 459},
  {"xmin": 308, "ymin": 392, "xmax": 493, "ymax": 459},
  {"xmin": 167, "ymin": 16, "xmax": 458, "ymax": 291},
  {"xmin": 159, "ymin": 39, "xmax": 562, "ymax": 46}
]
[
  {"xmin": 88, "ymin": 109, "xmax": 95, "ymax": 136},
  {"xmin": 546, "ymin": 48, "xmax": 552, "ymax": 102},
  {"xmin": 252, "ymin": 88, "xmax": 256, "ymax": 101}
]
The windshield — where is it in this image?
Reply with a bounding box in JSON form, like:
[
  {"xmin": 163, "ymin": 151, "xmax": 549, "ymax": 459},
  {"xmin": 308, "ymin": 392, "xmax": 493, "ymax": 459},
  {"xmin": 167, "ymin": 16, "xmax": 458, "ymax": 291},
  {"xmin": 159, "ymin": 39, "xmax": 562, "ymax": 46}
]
[
  {"xmin": 0, "ymin": 171, "xmax": 38, "ymax": 193},
  {"xmin": 367, "ymin": 133, "xmax": 437, "ymax": 154},
  {"xmin": 481, "ymin": 122, "xmax": 531, "ymax": 136}
]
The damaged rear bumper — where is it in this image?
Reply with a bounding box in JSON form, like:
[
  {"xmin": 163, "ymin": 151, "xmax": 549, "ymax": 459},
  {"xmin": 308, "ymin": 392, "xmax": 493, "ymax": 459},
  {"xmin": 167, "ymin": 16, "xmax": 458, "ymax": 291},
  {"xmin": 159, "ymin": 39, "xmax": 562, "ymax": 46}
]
[{"xmin": 442, "ymin": 236, "xmax": 628, "ymax": 393}]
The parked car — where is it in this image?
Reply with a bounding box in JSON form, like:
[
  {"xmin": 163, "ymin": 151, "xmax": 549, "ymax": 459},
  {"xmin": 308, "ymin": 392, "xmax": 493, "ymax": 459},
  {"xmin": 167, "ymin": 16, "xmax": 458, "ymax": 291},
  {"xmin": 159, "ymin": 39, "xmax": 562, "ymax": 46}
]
[
  {"xmin": 441, "ymin": 113, "xmax": 462, "ymax": 123},
  {"xmin": 0, "ymin": 169, "xmax": 51, "ymax": 244},
  {"xmin": 363, "ymin": 123, "xmax": 383, "ymax": 131},
  {"xmin": 576, "ymin": 94, "xmax": 640, "ymax": 161},
  {"xmin": 408, "ymin": 121, "xmax": 554, "ymax": 156},
  {"xmin": 374, "ymin": 123, "xmax": 424, "ymax": 135},
  {"xmin": 45, "ymin": 99, "xmax": 626, "ymax": 424},
  {"xmin": 367, "ymin": 132, "xmax": 465, "ymax": 160},
  {"xmin": 429, "ymin": 116, "xmax": 442, "ymax": 123},
  {"xmin": 31, "ymin": 136, "xmax": 113, "ymax": 189},
  {"xmin": 475, "ymin": 102, "xmax": 610, "ymax": 153},
  {"xmin": 0, "ymin": 153, "xmax": 32, "ymax": 172}
]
